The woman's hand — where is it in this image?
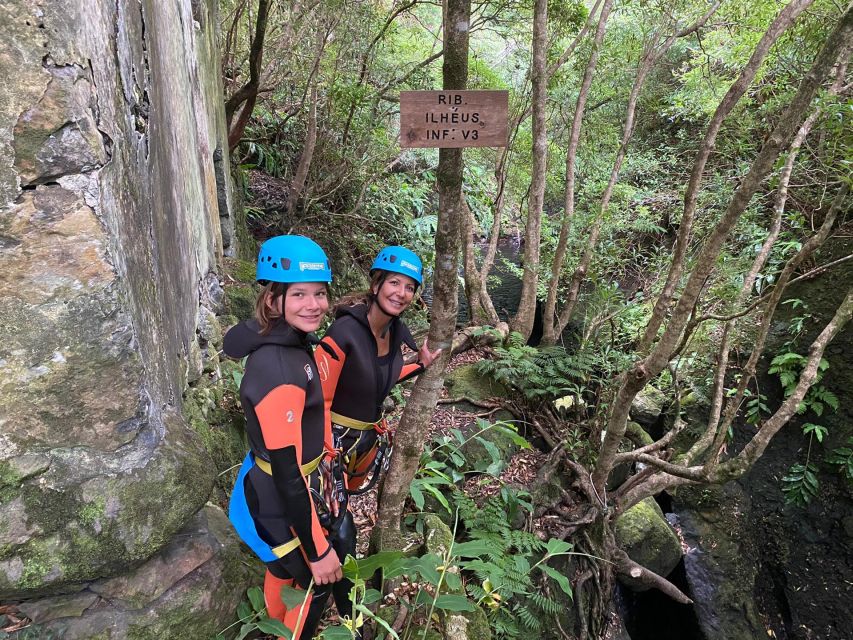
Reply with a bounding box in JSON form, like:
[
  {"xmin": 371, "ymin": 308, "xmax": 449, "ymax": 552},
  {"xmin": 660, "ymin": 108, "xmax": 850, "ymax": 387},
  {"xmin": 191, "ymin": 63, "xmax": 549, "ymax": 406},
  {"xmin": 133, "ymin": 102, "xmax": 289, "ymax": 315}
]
[
  {"xmin": 418, "ymin": 337, "xmax": 443, "ymax": 368},
  {"xmin": 310, "ymin": 550, "xmax": 342, "ymax": 585}
]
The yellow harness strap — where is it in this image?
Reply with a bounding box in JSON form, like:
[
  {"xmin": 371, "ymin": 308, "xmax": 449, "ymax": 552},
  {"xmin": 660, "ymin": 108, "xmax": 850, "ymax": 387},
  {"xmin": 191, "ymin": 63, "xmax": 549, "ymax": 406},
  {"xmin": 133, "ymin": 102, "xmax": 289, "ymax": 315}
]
[
  {"xmin": 330, "ymin": 411, "xmax": 378, "ymax": 431},
  {"xmin": 271, "ymin": 538, "xmax": 301, "ymax": 558},
  {"xmin": 254, "ymin": 452, "xmax": 324, "ymax": 477}
]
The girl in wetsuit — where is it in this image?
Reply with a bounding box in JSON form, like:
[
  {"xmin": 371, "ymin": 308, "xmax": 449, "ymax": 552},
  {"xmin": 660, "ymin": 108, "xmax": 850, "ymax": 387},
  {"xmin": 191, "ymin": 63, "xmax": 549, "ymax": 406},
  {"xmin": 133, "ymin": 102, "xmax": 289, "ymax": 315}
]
[
  {"xmin": 317, "ymin": 246, "xmax": 442, "ymax": 494},
  {"xmin": 224, "ymin": 235, "xmax": 348, "ymax": 640}
]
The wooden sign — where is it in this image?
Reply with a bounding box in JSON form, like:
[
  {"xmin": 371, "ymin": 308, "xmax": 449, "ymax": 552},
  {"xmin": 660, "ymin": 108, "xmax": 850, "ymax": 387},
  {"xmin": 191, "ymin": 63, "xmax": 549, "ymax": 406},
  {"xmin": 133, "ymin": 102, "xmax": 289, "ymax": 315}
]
[{"xmin": 399, "ymin": 90, "xmax": 508, "ymax": 148}]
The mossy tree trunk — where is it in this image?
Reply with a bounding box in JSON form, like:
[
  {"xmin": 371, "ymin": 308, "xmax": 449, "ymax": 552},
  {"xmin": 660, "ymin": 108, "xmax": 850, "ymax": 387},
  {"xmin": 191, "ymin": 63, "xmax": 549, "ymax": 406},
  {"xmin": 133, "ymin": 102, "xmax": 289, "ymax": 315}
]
[{"xmin": 374, "ymin": 0, "xmax": 470, "ymax": 551}]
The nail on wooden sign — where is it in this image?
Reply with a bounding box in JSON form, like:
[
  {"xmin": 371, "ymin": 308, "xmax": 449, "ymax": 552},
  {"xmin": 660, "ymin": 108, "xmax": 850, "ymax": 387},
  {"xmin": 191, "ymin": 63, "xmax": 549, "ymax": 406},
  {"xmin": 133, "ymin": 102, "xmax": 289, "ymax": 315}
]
[{"xmin": 399, "ymin": 90, "xmax": 508, "ymax": 148}]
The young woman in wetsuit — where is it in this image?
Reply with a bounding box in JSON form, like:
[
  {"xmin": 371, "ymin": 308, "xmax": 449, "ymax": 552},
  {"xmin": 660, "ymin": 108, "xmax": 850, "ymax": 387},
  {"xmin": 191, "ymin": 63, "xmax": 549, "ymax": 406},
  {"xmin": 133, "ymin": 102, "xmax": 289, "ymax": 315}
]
[
  {"xmin": 316, "ymin": 246, "xmax": 442, "ymax": 494},
  {"xmin": 224, "ymin": 235, "xmax": 350, "ymax": 640}
]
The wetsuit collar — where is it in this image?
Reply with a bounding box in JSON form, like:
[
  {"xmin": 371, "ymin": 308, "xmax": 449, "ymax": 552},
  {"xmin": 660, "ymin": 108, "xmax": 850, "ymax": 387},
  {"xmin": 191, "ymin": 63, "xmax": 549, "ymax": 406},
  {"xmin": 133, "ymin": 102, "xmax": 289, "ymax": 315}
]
[{"xmin": 223, "ymin": 318, "xmax": 318, "ymax": 359}]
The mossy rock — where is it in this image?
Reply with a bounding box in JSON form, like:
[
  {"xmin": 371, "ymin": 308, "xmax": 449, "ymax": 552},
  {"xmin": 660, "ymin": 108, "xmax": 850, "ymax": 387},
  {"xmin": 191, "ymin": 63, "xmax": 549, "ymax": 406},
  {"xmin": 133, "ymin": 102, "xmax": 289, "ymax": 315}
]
[
  {"xmin": 224, "ymin": 285, "xmax": 255, "ymax": 322},
  {"xmin": 229, "ymin": 258, "xmax": 258, "ymax": 285},
  {"xmin": 22, "ymin": 505, "xmax": 260, "ymax": 639},
  {"xmin": 182, "ymin": 386, "xmax": 246, "ymax": 495},
  {"xmin": 443, "ymin": 608, "xmax": 492, "ymax": 640},
  {"xmin": 444, "ymin": 364, "xmax": 509, "ymax": 406},
  {"xmin": 0, "ymin": 414, "xmax": 215, "ymax": 598},
  {"xmin": 614, "ymin": 497, "xmax": 682, "ymax": 591},
  {"xmin": 629, "ymin": 385, "xmax": 667, "ymax": 428},
  {"xmin": 422, "ymin": 514, "xmax": 455, "ymax": 559}
]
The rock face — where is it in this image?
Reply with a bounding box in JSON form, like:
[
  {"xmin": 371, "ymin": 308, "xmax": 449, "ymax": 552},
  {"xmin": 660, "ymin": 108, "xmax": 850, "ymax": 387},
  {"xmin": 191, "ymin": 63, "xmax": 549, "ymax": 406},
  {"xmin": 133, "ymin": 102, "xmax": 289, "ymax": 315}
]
[
  {"xmin": 15, "ymin": 505, "xmax": 258, "ymax": 639},
  {"xmin": 0, "ymin": 0, "xmax": 250, "ymax": 634}
]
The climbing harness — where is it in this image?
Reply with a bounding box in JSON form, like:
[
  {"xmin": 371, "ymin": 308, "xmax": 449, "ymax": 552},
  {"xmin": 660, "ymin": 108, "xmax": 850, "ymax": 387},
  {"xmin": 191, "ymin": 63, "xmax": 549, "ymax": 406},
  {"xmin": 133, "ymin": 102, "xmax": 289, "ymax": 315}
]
[{"xmin": 331, "ymin": 413, "xmax": 394, "ymax": 496}]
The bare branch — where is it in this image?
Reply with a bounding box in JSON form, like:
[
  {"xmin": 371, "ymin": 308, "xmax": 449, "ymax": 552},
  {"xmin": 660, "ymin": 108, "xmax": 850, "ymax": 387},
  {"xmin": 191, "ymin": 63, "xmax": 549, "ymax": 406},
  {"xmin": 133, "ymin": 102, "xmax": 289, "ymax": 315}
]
[
  {"xmin": 713, "ymin": 288, "xmax": 853, "ymax": 481},
  {"xmin": 593, "ymin": 5, "xmax": 853, "ymax": 494},
  {"xmin": 613, "ymin": 549, "xmax": 693, "ymax": 604}
]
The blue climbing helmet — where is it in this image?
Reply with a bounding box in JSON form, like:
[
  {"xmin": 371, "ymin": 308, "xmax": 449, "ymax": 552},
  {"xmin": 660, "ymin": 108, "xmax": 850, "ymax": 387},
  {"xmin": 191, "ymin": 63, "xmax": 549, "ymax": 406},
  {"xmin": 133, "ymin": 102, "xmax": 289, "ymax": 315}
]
[
  {"xmin": 370, "ymin": 246, "xmax": 423, "ymax": 286},
  {"xmin": 256, "ymin": 235, "xmax": 332, "ymax": 283}
]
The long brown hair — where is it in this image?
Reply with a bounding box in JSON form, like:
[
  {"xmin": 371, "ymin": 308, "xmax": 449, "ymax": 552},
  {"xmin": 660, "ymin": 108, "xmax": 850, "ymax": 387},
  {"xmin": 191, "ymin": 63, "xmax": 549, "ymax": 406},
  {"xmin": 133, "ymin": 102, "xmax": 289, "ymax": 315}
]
[
  {"xmin": 254, "ymin": 282, "xmax": 287, "ymax": 335},
  {"xmin": 332, "ymin": 271, "xmax": 387, "ymax": 314}
]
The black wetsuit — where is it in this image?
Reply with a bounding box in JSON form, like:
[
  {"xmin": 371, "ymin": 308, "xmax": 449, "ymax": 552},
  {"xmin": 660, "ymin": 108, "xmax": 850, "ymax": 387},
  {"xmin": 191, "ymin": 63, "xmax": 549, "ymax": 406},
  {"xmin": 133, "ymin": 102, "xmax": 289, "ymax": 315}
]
[
  {"xmin": 317, "ymin": 304, "xmax": 424, "ymax": 486},
  {"xmin": 224, "ymin": 319, "xmax": 354, "ymax": 639}
]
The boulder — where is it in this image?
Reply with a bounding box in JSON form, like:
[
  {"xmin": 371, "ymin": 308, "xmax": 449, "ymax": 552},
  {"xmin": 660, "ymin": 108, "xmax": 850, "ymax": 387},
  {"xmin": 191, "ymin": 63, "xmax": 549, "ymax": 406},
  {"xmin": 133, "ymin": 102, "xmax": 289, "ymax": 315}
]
[
  {"xmin": 629, "ymin": 385, "xmax": 667, "ymax": 427},
  {"xmin": 444, "ymin": 363, "xmax": 509, "ymax": 406},
  {"xmin": 614, "ymin": 497, "xmax": 682, "ymax": 591},
  {"xmin": 673, "ymin": 484, "xmax": 764, "ymax": 640}
]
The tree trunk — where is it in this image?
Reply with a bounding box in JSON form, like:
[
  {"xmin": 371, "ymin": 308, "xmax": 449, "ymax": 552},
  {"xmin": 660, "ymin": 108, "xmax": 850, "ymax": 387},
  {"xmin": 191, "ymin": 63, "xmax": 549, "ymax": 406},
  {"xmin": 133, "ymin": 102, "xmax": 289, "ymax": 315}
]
[
  {"xmin": 687, "ymin": 63, "xmax": 847, "ymax": 466},
  {"xmin": 509, "ymin": 0, "xmax": 548, "ymax": 340},
  {"xmin": 225, "ymin": 0, "xmax": 273, "ymax": 151},
  {"xmin": 541, "ymin": 0, "xmax": 614, "ymax": 345},
  {"xmin": 461, "ymin": 199, "xmax": 489, "ymax": 324},
  {"xmin": 374, "ymin": 0, "xmax": 469, "ymax": 551},
  {"xmin": 284, "ymin": 27, "xmax": 327, "ymax": 221}
]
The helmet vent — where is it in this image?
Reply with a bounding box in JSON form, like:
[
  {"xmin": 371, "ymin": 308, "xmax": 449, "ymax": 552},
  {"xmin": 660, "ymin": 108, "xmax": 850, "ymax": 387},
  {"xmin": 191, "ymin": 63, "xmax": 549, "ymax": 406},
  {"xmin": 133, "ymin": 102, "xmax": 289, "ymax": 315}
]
[
  {"xmin": 389, "ymin": 255, "xmax": 397, "ymax": 263},
  {"xmin": 281, "ymin": 258, "xmax": 291, "ymax": 270}
]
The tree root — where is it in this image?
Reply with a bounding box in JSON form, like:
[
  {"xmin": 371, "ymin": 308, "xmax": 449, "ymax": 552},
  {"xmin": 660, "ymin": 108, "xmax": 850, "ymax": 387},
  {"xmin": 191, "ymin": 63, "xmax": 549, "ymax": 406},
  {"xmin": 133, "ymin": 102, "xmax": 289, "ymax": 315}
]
[
  {"xmin": 436, "ymin": 395, "xmax": 502, "ymax": 409},
  {"xmin": 574, "ymin": 568, "xmax": 594, "ymax": 640}
]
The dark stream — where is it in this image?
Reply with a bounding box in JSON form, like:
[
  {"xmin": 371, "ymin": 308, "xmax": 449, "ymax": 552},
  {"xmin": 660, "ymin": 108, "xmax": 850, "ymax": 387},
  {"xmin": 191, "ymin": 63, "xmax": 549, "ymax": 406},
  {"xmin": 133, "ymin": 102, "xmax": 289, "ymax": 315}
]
[{"xmin": 438, "ymin": 240, "xmax": 708, "ymax": 640}]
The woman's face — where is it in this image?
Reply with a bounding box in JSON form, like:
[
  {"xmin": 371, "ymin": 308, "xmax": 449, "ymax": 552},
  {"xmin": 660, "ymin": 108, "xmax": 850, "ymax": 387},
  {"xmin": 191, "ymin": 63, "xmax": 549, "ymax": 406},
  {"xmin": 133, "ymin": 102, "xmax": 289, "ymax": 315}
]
[
  {"xmin": 373, "ymin": 273, "xmax": 417, "ymax": 316},
  {"xmin": 276, "ymin": 282, "xmax": 329, "ymax": 332}
]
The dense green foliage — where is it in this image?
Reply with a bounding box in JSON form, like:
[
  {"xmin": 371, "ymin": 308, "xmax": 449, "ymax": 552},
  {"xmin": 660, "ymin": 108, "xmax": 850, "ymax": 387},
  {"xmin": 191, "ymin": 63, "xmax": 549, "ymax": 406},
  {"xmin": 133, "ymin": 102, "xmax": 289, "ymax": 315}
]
[{"xmin": 219, "ymin": 0, "xmax": 851, "ymax": 635}]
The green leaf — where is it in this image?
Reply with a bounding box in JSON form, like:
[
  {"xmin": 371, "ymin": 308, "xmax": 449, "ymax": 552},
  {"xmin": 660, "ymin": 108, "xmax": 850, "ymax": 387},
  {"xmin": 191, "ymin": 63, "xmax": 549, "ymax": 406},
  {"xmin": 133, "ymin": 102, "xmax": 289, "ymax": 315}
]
[
  {"xmin": 423, "ymin": 482, "xmax": 451, "ymax": 514},
  {"xmin": 342, "ymin": 551, "xmax": 404, "ymax": 580},
  {"xmin": 433, "ymin": 594, "xmax": 476, "ymax": 611},
  {"xmin": 404, "ymin": 554, "xmax": 443, "ymax": 584},
  {"xmin": 453, "ymin": 540, "xmax": 493, "ymax": 557},
  {"xmin": 247, "ymin": 585, "xmax": 265, "ymax": 613},
  {"xmin": 321, "ymin": 627, "xmax": 354, "ymax": 639},
  {"xmin": 544, "ymin": 538, "xmax": 574, "ymax": 556},
  {"xmin": 363, "ymin": 588, "xmax": 382, "ymax": 605},
  {"xmin": 237, "ymin": 600, "xmax": 251, "ymax": 620},
  {"xmin": 539, "ymin": 564, "xmax": 574, "ymax": 599},
  {"xmin": 280, "ymin": 584, "xmax": 309, "ymax": 610},
  {"xmin": 358, "ymin": 604, "xmax": 401, "ymax": 639},
  {"xmin": 235, "ymin": 623, "xmax": 255, "ymax": 640},
  {"xmin": 802, "ymin": 423, "xmax": 827, "ymax": 443},
  {"xmin": 257, "ymin": 617, "xmax": 293, "ymax": 638},
  {"xmin": 494, "ymin": 423, "xmax": 531, "ymax": 448},
  {"xmin": 445, "ymin": 570, "xmax": 463, "ymax": 592},
  {"xmin": 409, "ymin": 482, "xmax": 425, "ymax": 509}
]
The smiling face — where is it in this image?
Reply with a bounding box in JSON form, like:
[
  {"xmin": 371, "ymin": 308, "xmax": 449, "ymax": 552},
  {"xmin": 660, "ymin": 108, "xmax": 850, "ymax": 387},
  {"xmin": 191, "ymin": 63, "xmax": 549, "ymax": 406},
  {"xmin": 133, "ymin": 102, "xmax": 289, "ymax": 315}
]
[
  {"xmin": 275, "ymin": 282, "xmax": 329, "ymax": 333},
  {"xmin": 372, "ymin": 272, "xmax": 417, "ymax": 317}
]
